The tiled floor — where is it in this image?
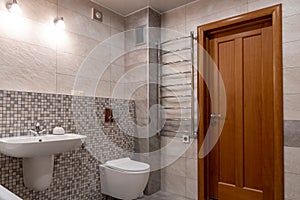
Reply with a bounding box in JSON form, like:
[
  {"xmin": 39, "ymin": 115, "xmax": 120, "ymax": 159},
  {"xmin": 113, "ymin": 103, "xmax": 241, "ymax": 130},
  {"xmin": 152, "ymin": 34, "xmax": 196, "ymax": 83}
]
[{"xmin": 140, "ymin": 191, "xmax": 192, "ymax": 200}]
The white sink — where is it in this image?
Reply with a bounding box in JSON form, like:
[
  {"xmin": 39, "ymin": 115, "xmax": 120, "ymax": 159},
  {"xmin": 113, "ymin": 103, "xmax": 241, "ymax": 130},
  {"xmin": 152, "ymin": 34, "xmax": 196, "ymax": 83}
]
[
  {"xmin": 0, "ymin": 134, "xmax": 86, "ymax": 191},
  {"xmin": 0, "ymin": 134, "xmax": 86, "ymax": 158}
]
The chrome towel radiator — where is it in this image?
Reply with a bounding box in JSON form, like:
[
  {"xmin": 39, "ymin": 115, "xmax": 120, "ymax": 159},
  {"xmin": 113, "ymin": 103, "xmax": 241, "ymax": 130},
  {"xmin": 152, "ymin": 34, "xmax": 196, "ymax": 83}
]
[{"xmin": 157, "ymin": 31, "xmax": 197, "ymax": 140}]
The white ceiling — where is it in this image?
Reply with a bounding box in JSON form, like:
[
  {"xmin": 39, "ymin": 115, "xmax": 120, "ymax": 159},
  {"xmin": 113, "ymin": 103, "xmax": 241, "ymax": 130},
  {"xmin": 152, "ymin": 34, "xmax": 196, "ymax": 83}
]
[{"xmin": 92, "ymin": 0, "xmax": 197, "ymax": 16}]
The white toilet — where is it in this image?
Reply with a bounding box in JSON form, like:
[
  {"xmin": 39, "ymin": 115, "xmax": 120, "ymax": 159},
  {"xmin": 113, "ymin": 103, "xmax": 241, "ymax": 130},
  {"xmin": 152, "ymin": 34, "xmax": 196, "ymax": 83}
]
[{"xmin": 100, "ymin": 157, "xmax": 150, "ymax": 200}]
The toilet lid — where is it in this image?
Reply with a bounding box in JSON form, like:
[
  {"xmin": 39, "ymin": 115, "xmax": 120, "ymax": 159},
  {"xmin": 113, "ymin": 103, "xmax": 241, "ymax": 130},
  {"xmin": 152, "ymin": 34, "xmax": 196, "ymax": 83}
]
[{"xmin": 105, "ymin": 158, "xmax": 150, "ymax": 172}]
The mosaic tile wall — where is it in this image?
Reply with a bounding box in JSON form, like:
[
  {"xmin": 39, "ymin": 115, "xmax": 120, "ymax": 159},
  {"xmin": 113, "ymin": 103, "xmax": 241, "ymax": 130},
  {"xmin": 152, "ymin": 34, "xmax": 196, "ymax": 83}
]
[{"xmin": 0, "ymin": 90, "xmax": 135, "ymax": 200}]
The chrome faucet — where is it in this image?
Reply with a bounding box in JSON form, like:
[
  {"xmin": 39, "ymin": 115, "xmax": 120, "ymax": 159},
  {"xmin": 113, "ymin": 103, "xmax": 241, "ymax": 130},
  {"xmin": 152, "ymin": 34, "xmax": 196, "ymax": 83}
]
[{"xmin": 29, "ymin": 120, "xmax": 47, "ymax": 136}]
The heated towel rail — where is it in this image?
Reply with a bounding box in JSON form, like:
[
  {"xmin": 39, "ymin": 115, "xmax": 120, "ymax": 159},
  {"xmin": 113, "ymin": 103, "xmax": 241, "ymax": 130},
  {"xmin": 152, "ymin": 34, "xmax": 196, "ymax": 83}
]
[{"xmin": 157, "ymin": 32, "xmax": 197, "ymax": 140}]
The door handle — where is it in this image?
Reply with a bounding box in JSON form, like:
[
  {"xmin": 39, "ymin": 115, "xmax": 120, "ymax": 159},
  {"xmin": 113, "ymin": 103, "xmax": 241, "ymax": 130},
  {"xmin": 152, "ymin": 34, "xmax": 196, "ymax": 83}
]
[
  {"xmin": 210, "ymin": 113, "xmax": 221, "ymax": 119},
  {"xmin": 210, "ymin": 113, "xmax": 221, "ymax": 127}
]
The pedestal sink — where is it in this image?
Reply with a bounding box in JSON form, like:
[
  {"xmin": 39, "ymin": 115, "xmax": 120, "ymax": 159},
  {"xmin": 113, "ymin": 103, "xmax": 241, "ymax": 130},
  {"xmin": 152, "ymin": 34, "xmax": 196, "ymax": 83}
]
[{"xmin": 0, "ymin": 134, "xmax": 86, "ymax": 191}]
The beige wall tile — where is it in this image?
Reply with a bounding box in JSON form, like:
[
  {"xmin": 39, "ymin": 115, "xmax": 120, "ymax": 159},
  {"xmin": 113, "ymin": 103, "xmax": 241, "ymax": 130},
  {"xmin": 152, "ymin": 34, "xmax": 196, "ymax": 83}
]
[
  {"xmin": 162, "ymin": 7, "xmax": 186, "ymax": 28},
  {"xmin": 46, "ymin": 0, "xmax": 57, "ymax": 4},
  {"xmin": 185, "ymin": 139, "xmax": 198, "ymax": 159},
  {"xmin": 0, "ymin": 0, "xmax": 9, "ymax": 11},
  {"xmin": 283, "ymin": 41, "xmax": 300, "ymax": 68},
  {"xmin": 184, "ymin": 5, "xmax": 248, "ymax": 34},
  {"xmin": 56, "ymin": 31, "xmax": 98, "ymax": 57},
  {"xmin": 75, "ymin": 76, "xmax": 99, "ymax": 96},
  {"xmin": 186, "ymin": 0, "xmax": 247, "ymax": 22},
  {"xmin": 0, "ymin": 65, "xmax": 56, "ymax": 93},
  {"xmin": 0, "ymin": 13, "xmax": 56, "ymax": 49},
  {"xmin": 285, "ymin": 173, "xmax": 300, "ymax": 200},
  {"xmin": 135, "ymin": 117, "xmax": 149, "ymax": 128},
  {"xmin": 59, "ymin": 0, "xmax": 113, "ymax": 27},
  {"xmin": 57, "ymin": 52, "xmax": 85, "ymax": 76},
  {"xmin": 135, "ymin": 99, "xmax": 148, "ymax": 118},
  {"xmin": 185, "ymin": 20, "xmax": 199, "ymax": 35},
  {"xmin": 283, "ymin": 14, "xmax": 300, "ymax": 43},
  {"xmin": 248, "ymin": 0, "xmax": 283, "ymax": 13},
  {"xmin": 161, "ymin": 26, "xmax": 187, "ymax": 49},
  {"xmin": 110, "ymin": 27, "xmax": 122, "ymax": 36},
  {"xmin": 95, "ymin": 80, "xmax": 111, "ymax": 97},
  {"xmin": 284, "ymin": 94, "xmax": 300, "ymax": 120},
  {"xmin": 186, "ymin": 158, "xmax": 197, "ymax": 179},
  {"xmin": 283, "ymin": 0, "xmax": 300, "ymax": 17},
  {"xmin": 125, "ymin": 8, "xmax": 148, "ymax": 30},
  {"xmin": 58, "ymin": 6, "xmax": 111, "ymax": 42},
  {"xmin": 186, "ymin": 178, "xmax": 198, "ymax": 199},
  {"xmin": 111, "ymin": 12, "xmax": 125, "ymax": 31},
  {"xmin": 283, "ymin": 68, "xmax": 300, "ymax": 94},
  {"xmin": 131, "ymin": 83, "xmax": 148, "ymax": 100},
  {"xmin": 161, "ymin": 173, "xmax": 186, "ymax": 196},
  {"xmin": 0, "ymin": 0, "xmax": 119, "ymax": 52},
  {"xmin": 161, "ymin": 135, "xmax": 172, "ymax": 146},
  {"xmin": 0, "ymin": 37, "xmax": 56, "ymax": 71},
  {"xmin": 185, "ymin": 0, "xmax": 208, "ymax": 21},
  {"xmin": 161, "ymin": 136, "xmax": 189, "ymax": 157},
  {"xmin": 110, "ymin": 46, "xmax": 125, "ymax": 70},
  {"xmin": 0, "ymin": 0, "xmax": 123, "ymax": 96},
  {"xmin": 88, "ymin": 42, "xmax": 111, "ymax": 62},
  {"xmin": 248, "ymin": 0, "xmax": 300, "ymax": 18},
  {"xmin": 56, "ymin": 73, "xmax": 75, "ymax": 95},
  {"xmin": 100, "ymin": 64, "xmax": 111, "ymax": 82},
  {"xmin": 57, "ymin": 74, "xmax": 100, "ymax": 96},
  {"xmin": 110, "ymin": 64, "xmax": 124, "ymax": 83},
  {"xmin": 111, "ymin": 82, "xmax": 126, "ymax": 99},
  {"xmin": 18, "ymin": 0, "xmax": 57, "ymax": 24},
  {"xmin": 163, "ymin": 24, "xmax": 186, "ymax": 36},
  {"xmin": 0, "ymin": 0, "xmax": 57, "ymax": 24},
  {"xmin": 160, "ymin": 138, "xmax": 198, "ymax": 197},
  {"xmin": 121, "ymin": 81, "xmax": 146, "ymax": 99},
  {"xmin": 123, "ymin": 64, "xmax": 148, "ymax": 83},
  {"xmin": 192, "ymin": 5, "xmax": 248, "ymax": 28},
  {"xmin": 285, "ymin": 147, "xmax": 300, "ymax": 174},
  {"xmin": 124, "ymin": 49, "xmax": 148, "ymax": 71},
  {"xmin": 110, "ymin": 29, "xmax": 125, "ymax": 49},
  {"xmin": 134, "ymin": 138, "xmax": 149, "ymax": 153},
  {"xmin": 163, "ymin": 156, "xmax": 187, "ymax": 177},
  {"xmin": 78, "ymin": 57, "xmax": 109, "ymax": 80}
]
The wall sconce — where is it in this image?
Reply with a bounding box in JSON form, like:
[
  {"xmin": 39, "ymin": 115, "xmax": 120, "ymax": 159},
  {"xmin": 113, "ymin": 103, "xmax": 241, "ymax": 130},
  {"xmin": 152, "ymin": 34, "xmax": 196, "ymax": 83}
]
[
  {"xmin": 54, "ymin": 17, "xmax": 65, "ymax": 30},
  {"xmin": 6, "ymin": 0, "xmax": 22, "ymax": 15}
]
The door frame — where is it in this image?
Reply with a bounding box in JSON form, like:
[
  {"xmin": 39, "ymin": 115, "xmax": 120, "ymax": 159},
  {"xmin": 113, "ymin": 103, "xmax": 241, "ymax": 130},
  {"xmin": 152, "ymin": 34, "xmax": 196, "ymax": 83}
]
[{"xmin": 197, "ymin": 5, "xmax": 283, "ymax": 200}]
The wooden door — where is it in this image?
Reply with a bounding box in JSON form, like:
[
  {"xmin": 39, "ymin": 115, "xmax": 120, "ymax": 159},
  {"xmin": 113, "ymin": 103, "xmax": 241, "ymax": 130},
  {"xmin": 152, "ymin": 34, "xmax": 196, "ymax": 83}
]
[
  {"xmin": 197, "ymin": 5, "xmax": 283, "ymax": 200},
  {"xmin": 209, "ymin": 27, "xmax": 274, "ymax": 200}
]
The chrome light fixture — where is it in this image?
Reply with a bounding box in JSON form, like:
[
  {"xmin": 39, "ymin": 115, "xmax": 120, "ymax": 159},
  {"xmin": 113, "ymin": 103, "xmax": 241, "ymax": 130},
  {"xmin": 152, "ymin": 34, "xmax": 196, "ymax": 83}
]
[
  {"xmin": 6, "ymin": 0, "xmax": 22, "ymax": 15},
  {"xmin": 54, "ymin": 17, "xmax": 65, "ymax": 30}
]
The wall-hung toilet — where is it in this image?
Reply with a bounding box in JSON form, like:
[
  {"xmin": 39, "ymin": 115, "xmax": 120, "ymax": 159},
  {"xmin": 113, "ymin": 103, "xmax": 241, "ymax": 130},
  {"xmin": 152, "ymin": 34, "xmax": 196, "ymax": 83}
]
[{"xmin": 100, "ymin": 157, "xmax": 150, "ymax": 200}]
